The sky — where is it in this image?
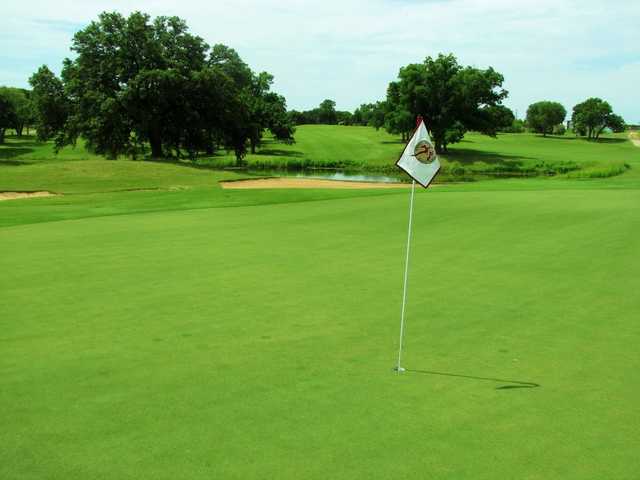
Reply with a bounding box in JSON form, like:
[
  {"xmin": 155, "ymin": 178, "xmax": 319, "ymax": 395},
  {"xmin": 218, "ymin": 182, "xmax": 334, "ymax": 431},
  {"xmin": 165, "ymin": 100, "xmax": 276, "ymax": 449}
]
[{"xmin": 2, "ymin": 0, "xmax": 639, "ymax": 122}]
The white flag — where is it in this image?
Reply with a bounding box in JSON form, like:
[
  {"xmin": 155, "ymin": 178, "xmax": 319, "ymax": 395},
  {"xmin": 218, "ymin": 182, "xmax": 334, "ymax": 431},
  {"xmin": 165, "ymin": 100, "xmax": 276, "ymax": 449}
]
[{"xmin": 396, "ymin": 119, "xmax": 440, "ymax": 188}]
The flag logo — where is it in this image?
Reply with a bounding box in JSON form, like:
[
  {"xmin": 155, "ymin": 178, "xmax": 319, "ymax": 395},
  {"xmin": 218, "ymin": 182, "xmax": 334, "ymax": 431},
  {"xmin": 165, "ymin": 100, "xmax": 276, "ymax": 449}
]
[{"xmin": 413, "ymin": 140, "xmax": 437, "ymax": 164}]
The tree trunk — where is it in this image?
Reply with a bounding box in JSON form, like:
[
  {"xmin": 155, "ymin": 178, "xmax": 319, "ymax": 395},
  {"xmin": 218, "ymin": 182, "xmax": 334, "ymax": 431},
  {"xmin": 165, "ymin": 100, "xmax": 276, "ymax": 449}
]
[
  {"xmin": 16, "ymin": 124, "xmax": 23, "ymax": 137},
  {"xmin": 0, "ymin": 128, "xmax": 5, "ymax": 144},
  {"xmin": 250, "ymin": 138, "xmax": 256, "ymax": 154},
  {"xmin": 432, "ymin": 133, "xmax": 444, "ymax": 154},
  {"xmin": 149, "ymin": 130, "xmax": 163, "ymax": 158},
  {"xmin": 205, "ymin": 131, "xmax": 214, "ymax": 155}
]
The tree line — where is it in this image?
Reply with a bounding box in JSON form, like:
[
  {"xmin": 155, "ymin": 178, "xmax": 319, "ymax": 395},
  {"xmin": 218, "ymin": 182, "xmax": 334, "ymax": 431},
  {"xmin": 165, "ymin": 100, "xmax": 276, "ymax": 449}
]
[
  {"xmin": 0, "ymin": 11, "xmax": 628, "ymax": 158},
  {"xmin": 2, "ymin": 12, "xmax": 295, "ymax": 162},
  {"xmin": 293, "ymin": 55, "xmax": 625, "ymax": 152},
  {"xmin": 525, "ymin": 99, "xmax": 625, "ymax": 139}
]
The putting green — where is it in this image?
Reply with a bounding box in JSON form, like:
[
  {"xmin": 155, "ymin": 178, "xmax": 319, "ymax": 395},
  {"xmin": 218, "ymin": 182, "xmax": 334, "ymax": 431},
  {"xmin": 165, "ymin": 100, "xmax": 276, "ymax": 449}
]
[{"xmin": 2, "ymin": 182, "xmax": 639, "ymax": 479}]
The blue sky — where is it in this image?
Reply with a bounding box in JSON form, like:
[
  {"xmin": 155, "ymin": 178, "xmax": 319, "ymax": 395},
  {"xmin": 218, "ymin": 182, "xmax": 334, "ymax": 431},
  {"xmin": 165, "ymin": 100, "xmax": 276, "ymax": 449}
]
[{"xmin": 2, "ymin": 0, "xmax": 639, "ymax": 122}]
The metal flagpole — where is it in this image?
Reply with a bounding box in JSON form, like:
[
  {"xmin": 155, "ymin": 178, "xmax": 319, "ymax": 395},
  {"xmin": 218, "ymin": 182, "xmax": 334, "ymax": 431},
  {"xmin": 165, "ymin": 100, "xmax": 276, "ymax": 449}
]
[{"xmin": 396, "ymin": 179, "xmax": 416, "ymax": 373}]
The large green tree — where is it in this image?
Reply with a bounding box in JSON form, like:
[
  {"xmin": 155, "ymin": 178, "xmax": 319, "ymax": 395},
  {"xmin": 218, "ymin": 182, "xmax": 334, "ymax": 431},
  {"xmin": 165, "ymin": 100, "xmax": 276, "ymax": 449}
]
[
  {"xmin": 0, "ymin": 93, "xmax": 17, "ymax": 144},
  {"xmin": 318, "ymin": 99, "xmax": 337, "ymax": 124},
  {"xmin": 210, "ymin": 45, "xmax": 294, "ymax": 157},
  {"xmin": 384, "ymin": 54, "xmax": 508, "ymax": 152},
  {"xmin": 526, "ymin": 101, "xmax": 566, "ymax": 136},
  {"xmin": 244, "ymin": 72, "xmax": 295, "ymax": 154},
  {"xmin": 0, "ymin": 87, "xmax": 35, "ymax": 137},
  {"xmin": 29, "ymin": 66, "xmax": 69, "ymax": 144},
  {"xmin": 572, "ymin": 98, "xmax": 625, "ymax": 140},
  {"xmin": 29, "ymin": 12, "xmax": 292, "ymax": 161}
]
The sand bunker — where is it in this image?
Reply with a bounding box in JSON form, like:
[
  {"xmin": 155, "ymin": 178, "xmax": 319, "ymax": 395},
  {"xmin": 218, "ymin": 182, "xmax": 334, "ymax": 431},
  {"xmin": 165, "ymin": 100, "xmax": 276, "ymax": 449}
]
[
  {"xmin": 0, "ymin": 191, "xmax": 57, "ymax": 201},
  {"xmin": 220, "ymin": 178, "xmax": 411, "ymax": 189}
]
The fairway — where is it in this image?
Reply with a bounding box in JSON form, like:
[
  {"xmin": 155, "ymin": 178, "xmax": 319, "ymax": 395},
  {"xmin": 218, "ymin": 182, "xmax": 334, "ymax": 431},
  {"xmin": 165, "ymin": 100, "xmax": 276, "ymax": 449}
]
[{"xmin": 2, "ymin": 174, "xmax": 640, "ymax": 478}]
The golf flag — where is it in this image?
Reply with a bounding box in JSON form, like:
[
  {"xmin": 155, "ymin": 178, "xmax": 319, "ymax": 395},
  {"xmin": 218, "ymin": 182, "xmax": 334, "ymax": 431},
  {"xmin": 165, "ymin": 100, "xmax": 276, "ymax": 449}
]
[{"xmin": 396, "ymin": 118, "xmax": 440, "ymax": 188}]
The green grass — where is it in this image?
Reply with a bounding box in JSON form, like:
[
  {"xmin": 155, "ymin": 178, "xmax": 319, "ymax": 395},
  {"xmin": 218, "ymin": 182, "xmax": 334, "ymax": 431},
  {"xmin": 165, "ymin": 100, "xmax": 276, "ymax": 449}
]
[
  {"xmin": 1, "ymin": 129, "xmax": 640, "ymax": 478},
  {"xmin": 195, "ymin": 126, "xmax": 637, "ymax": 178},
  {"xmin": 2, "ymin": 185, "xmax": 640, "ymax": 479},
  {"xmin": 4, "ymin": 127, "xmax": 636, "ymax": 180},
  {"xmin": 0, "ymin": 159, "xmax": 247, "ymax": 194}
]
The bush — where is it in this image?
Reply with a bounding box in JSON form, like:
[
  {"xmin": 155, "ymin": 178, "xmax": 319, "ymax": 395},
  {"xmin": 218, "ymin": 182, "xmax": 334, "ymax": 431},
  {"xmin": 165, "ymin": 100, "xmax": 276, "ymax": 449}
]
[
  {"xmin": 553, "ymin": 124, "xmax": 566, "ymax": 135},
  {"xmin": 501, "ymin": 119, "xmax": 526, "ymax": 133},
  {"xmin": 565, "ymin": 160, "xmax": 628, "ymax": 179}
]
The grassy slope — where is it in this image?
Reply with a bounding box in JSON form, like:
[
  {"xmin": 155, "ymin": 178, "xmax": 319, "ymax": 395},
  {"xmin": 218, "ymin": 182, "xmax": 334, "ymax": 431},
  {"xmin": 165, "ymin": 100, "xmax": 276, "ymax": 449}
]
[
  {"xmin": 1, "ymin": 131, "xmax": 640, "ymax": 479},
  {"xmin": 0, "ymin": 136, "xmax": 403, "ymax": 227},
  {"xmin": 199, "ymin": 125, "xmax": 636, "ymax": 177}
]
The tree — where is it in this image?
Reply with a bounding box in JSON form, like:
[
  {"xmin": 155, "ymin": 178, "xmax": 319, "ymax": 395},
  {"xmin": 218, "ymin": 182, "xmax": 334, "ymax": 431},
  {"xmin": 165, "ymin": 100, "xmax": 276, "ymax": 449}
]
[
  {"xmin": 60, "ymin": 12, "xmax": 212, "ymax": 158},
  {"xmin": 572, "ymin": 98, "xmax": 625, "ymax": 140},
  {"xmin": 318, "ymin": 99, "xmax": 337, "ymax": 124},
  {"xmin": 352, "ymin": 103, "xmax": 372, "ymax": 125},
  {"xmin": 0, "ymin": 93, "xmax": 17, "ymax": 144},
  {"xmin": 486, "ymin": 105, "xmax": 515, "ymax": 132},
  {"xmin": 336, "ymin": 110, "xmax": 353, "ymax": 125},
  {"xmin": 526, "ymin": 101, "xmax": 566, "ymax": 136},
  {"xmin": 0, "ymin": 87, "xmax": 35, "ymax": 137},
  {"xmin": 29, "ymin": 66, "xmax": 70, "ymax": 144},
  {"xmin": 384, "ymin": 54, "xmax": 508, "ymax": 152},
  {"xmin": 384, "ymin": 81, "xmax": 414, "ymax": 141},
  {"xmin": 242, "ymin": 71, "xmax": 295, "ymax": 154},
  {"xmin": 369, "ymin": 101, "xmax": 386, "ymax": 130},
  {"xmin": 500, "ymin": 118, "xmax": 526, "ymax": 133}
]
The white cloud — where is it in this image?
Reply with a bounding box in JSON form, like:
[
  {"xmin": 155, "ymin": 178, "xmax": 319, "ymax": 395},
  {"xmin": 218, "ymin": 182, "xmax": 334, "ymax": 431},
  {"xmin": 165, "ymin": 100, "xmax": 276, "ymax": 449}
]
[{"xmin": 2, "ymin": 0, "xmax": 639, "ymax": 121}]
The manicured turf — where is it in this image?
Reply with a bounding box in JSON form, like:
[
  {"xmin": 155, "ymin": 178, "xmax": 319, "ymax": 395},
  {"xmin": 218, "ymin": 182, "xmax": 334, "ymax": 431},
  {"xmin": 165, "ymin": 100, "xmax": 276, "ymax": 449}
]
[{"xmin": 1, "ymin": 132, "xmax": 640, "ymax": 478}]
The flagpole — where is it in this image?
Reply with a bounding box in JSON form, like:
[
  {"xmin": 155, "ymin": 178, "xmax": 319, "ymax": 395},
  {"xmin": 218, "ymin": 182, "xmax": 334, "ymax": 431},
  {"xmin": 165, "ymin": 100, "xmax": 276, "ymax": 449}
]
[{"xmin": 396, "ymin": 178, "xmax": 416, "ymax": 373}]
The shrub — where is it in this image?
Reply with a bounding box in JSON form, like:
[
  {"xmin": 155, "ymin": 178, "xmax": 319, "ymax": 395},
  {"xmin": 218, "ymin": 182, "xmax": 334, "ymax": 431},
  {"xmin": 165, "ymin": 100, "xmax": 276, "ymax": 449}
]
[{"xmin": 553, "ymin": 124, "xmax": 566, "ymax": 135}]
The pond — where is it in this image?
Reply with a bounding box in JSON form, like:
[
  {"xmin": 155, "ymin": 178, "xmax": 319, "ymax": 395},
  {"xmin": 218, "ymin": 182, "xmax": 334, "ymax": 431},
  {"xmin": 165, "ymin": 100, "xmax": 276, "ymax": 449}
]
[
  {"xmin": 226, "ymin": 168, "xmax": 539, "ymax": 184},
  {"xmin": 243, "ymin": 169, "xmax": 409, "ymax": 183}
]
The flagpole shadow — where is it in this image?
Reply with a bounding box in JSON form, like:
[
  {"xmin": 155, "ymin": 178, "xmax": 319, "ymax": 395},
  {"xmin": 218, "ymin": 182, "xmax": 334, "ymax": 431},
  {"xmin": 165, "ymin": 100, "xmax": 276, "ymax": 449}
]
[{"xmin": 405, "ymin": 369, "xmax": 540, "ymax": 390}]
